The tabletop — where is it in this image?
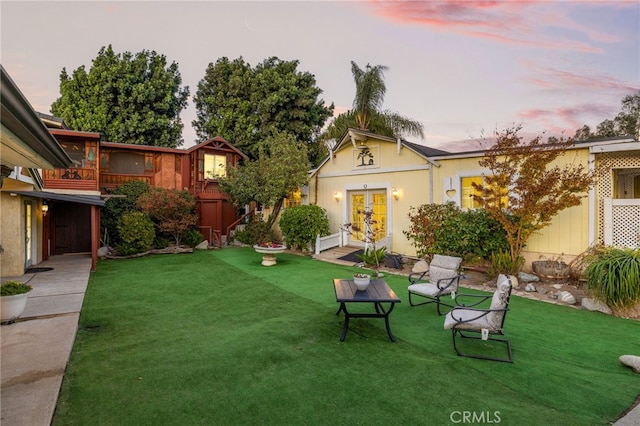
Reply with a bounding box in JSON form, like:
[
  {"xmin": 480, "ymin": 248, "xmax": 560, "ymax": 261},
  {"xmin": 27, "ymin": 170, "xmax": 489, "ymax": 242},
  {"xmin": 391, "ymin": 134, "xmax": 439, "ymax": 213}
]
[{"xmin": 333, "ymin": 278, "xmax": 401, "ymax": 303}]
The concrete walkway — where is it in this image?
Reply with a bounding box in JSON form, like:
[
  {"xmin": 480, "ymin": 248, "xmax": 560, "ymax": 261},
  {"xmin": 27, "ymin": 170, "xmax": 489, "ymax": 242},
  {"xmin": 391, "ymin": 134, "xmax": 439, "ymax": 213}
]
[{"xmin": 1, "ymin": 254, "xmax": 91, "ymax": 426}]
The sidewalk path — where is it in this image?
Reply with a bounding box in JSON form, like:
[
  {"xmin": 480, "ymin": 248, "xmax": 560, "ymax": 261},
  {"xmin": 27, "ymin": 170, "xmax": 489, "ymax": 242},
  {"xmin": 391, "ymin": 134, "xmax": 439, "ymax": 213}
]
[{"xmin": 1, "ymin": 255, "xmax": 91, "ymax": 426}]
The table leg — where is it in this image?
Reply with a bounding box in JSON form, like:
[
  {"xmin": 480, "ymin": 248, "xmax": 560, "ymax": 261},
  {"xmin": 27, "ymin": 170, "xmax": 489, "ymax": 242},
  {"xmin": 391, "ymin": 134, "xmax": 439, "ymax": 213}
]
[
  {"xmin": 383, "ymin": 303, "xmax": 397, "ymax": 342},
  {"xmin": 340, "ymin": 313, "xmax": 350, "ymax": 342}
]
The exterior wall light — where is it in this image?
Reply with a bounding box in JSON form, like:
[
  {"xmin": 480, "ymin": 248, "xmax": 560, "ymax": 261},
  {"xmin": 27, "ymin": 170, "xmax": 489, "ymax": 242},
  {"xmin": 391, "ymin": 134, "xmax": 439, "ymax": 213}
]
[
  {"xmin": 41, "ymin": 203, "xmax": 49, "ymax": 216},
  {"xmin": 392, "ymin": 188, "xmax": 400, "ymax": 200},
  {"xmin": 334, "ymin": 191, "xmax": 341, "ymax": 202}
]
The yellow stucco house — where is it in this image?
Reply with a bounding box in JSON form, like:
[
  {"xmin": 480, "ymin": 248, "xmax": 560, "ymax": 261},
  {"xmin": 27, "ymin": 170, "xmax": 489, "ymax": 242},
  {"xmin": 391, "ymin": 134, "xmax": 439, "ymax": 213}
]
[{"xmin": 307, "ymin": 128, "xmax": 640, "ymax": 270}]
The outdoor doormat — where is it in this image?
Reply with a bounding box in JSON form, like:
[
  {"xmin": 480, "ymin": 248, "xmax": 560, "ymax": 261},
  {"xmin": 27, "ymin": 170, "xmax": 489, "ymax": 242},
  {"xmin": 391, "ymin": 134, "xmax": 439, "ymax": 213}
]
[
  {"xmin": 337, "ymin": 249, "xmax": 364, "ymax": 263},
  {"xmin": 24, "ymin": 267, "xmax": 54, "ymax": 273},
  {"xmin": 337, "ymin": 250, "xmax": 403, "ymax": 269}
]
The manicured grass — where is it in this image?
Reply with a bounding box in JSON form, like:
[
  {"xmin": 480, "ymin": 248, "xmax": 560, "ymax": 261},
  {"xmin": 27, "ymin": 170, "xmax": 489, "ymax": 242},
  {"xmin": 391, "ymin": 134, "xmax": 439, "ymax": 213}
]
[{"xmin": 53, "ymin": 248, "xmax": 639, "ymax": 425}]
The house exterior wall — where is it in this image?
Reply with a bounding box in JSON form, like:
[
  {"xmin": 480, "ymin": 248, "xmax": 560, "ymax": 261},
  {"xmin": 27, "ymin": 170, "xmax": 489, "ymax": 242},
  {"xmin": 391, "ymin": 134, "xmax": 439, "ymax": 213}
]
[
  {"xmin": 311, "ymin": 138, "xmax": 431, "ymax": 255},
  {"xmin": 0, "ymin": 192, "xmax": 25, "ymax": 276},
  {"xmin": 431, "ymin": 148, "xmax": 593, "ymax": 267},
  {"xmin": 0, "ymin": 191, "xmax": 46, "ymax": 276}
]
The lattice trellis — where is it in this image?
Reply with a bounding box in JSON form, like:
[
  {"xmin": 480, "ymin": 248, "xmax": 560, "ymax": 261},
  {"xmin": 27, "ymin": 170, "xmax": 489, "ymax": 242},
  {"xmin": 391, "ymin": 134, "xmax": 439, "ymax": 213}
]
[
  {"xmin": 596, "ymin": 152, "xmax": 640, "ymax": 247},
  {"xmin": 609, "ymin": 204, "xmax": 640, "ymax": 247}
]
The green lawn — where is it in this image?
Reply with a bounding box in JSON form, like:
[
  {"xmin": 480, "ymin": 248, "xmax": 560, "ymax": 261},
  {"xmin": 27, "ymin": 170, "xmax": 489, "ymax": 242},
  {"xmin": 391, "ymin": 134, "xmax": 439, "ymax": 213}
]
[{"xmin": 53, "ymin": 248, "xmax": 639, "ymax": 425}]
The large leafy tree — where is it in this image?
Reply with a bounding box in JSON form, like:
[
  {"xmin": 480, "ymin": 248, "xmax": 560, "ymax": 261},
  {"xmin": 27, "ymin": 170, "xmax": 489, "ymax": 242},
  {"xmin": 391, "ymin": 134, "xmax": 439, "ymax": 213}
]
[
  {"xmin": 573, "ymin": 91, "xmax": 640, "ymax": 140},
  {"xmin": 218, "ymin": 131, "xmax": 310, "ymax": 230},
  {"xmin": 477, "ymin": 126, "xmax": 595, "ymax": 270},
  {"xmin": 321, "ymin": 61, "xmax": 425, "ymax": 143},
  {"xmin": 193, "ymin": 56, "xmax": 334, "ymax": 161},
  {"xmin": 51, "ymin": 45, "xmax": 189, "ymax": 147}
]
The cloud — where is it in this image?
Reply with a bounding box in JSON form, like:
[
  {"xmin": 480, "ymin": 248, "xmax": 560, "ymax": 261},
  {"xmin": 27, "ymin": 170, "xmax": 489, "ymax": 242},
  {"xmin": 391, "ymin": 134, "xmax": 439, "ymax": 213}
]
[
  {"xmin": 364, "ymin": 0, "xmax": 628, "ymax": 52},
  {"xmin": 523, "ymin": 63, "xmax": 639, "ymax": 94}
]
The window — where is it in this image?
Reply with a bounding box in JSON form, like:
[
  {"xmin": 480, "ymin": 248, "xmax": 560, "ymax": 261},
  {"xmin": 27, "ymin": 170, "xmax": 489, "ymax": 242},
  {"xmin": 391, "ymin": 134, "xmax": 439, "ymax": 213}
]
[
  {"xmin": 461, "ymin": 176, "xmax": 508, "ymax": 209},
  {"xmin": 108, "ymin": 152, "xmax": 145, "ymax": 174},
  {"xmin": 204, "ymin": 154, "xmax": 226, "ymax": 179},
  {"xmin": 60, "ymin": 141, "xmax": 85, "ymax": 168}
]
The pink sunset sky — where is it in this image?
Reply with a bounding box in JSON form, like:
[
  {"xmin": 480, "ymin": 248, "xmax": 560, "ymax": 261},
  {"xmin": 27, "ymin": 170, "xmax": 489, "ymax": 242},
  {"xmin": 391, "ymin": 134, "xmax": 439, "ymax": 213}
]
[{"xmin": 1, "ymin": 0, "xmax": 638, "ymax": 152}]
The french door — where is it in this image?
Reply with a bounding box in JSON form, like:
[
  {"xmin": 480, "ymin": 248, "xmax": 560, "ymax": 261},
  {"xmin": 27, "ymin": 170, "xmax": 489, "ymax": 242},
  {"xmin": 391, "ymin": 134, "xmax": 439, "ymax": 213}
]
[{"xmin": 347, "ymin": 190, "xmax": 387, "ymax": 248}]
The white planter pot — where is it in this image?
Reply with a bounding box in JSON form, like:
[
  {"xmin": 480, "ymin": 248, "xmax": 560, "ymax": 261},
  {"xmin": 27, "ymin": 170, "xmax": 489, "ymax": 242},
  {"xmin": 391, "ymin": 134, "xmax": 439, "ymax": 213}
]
[
  {"xmin": 353, "ymin": 275, "xmax": 371, "ymax": 291},
  {"xmin": 1, "ymin": 293, "xmax": 29, "ymax": 323}
]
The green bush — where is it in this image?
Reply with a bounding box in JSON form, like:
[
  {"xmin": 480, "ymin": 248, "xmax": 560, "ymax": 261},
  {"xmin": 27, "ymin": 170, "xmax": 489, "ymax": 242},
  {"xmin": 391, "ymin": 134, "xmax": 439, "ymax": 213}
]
[
  {"xmin": 586, "ymin": 247, "xmax": 640, "ymax": 308},
  {"xmin": 101, "ymin": 181, "xmax": 151, "ymax": 245},
  {"xmin": 233, "ymin": 214, "xmax": 274, "ymax": 246},
  {"xmin": 435, "ymin": 209, "xmax": 509, "ymax": 259},
  {"xmin": 404, "ymin": 203, "xmax": 509, "ymax": 261},
  {"xmin": 279, "ymin": 205, "xmax": 330, "ymax": 251},
  {"xmin": 153, "ymin": 236, "xmax": 170, "ymax": 249},
  {"xmin": 403, "ymin": 203, "xmax": 458, "ymax": 259},
  {"xmin": 488, "ymin": 249, "xmax": 524, "ymax": 278},
  {"xmin": 357, "ymin": 247, "xmax": 387, "ymax": 268},
  {"xmin": 182, "ymin": 229, "xmax": 205, "ymax": 247},
  {"xmin": 1, "ymin": 280, "xmax": 32, "ymax": 296},
  {"xmin": 116, "ymin": 211, "xmax": 155, "ymax": 255}
]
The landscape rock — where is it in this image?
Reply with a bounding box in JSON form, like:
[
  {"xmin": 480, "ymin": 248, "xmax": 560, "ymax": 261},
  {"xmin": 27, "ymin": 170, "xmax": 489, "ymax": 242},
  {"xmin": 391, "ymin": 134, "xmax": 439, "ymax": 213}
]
[
  {"xmin": 537, "ymin": 286, "xmax": 548, "ymax": 295},
  {"xmin": 558, "ymin": 291, "xmax": 576, "ymax": 305},
  {"xmin": 619, "ymin": 355, "xmax": 640, "ymax": 373},
  {"xmin": 552, "ymin": 284, "xmax": 563, "ymax": 290},
  {"xmin": 525, "ymin": 283, "xmax": 537, "ymax": 292},
  {"xmin": 97, "ymin": 245, "xmax": 110, "ymax": 258},
  {"xmin": 195, "ymin": 241, "xmax": 209, "ymax": 250},
  {"xmin": 519, "ymin": 272, "xmax": 540, "ymax": 283},
  {"xmin": 581, "ymin": 298, "xmax": 613, "ymax": 315}
]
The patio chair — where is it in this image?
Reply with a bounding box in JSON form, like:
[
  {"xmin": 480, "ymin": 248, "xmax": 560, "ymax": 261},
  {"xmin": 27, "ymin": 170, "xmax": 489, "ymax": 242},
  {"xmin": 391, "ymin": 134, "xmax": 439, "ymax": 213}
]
[
  {"xmin": 407, "ymin": 254, "xmax": 463, "ymax": 315},
  {"xmin": 444, "ymin": 274, "xmax": 513, "ymax": 363}
]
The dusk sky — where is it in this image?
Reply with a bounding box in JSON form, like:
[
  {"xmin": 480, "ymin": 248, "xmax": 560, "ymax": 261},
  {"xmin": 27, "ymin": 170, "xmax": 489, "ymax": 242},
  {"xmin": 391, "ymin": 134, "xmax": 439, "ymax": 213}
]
[{"xmin": 2, "ymin": 1, "xmax": 638, "ymax": 152}]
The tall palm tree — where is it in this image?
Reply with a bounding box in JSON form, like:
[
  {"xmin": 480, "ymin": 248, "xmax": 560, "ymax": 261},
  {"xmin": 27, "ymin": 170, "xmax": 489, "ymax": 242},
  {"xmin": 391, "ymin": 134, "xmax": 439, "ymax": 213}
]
[{"xmin": 322, "ymin": 61, "xmax": 425, "ymax": 143}]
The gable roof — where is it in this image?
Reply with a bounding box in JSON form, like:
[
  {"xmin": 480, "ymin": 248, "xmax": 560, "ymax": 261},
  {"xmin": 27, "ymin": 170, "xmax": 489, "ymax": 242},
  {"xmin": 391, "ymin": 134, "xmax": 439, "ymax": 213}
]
[
  {"xmin": 311, "ymin": 128, "xmax": 449, "ymax": 175},
  {"xmin": 186, "ymin": 136, "xmax": 249, "ymax": 160}
]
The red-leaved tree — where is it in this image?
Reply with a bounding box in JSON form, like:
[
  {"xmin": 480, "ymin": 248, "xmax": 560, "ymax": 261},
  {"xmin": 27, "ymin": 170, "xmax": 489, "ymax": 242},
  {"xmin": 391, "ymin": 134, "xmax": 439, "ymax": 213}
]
[{"xmin": 137, "ymin": 188, "xmax": 198, "ymax": 247}]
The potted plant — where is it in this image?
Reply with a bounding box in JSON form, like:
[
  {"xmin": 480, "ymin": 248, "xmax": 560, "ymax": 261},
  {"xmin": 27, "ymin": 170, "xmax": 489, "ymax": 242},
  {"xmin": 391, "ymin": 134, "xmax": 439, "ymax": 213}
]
[
  {"xmin": 1, "ymin": 280, "xmax": 32, "ymax": 324},
  {"xmin": 353, "ymin": 273, "xmax": 371, "ymax": 291}
]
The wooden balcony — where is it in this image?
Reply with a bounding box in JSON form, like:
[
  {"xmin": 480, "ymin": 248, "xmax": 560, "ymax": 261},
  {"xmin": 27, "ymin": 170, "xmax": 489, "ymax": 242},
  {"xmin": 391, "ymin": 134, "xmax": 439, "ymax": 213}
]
[
  {"xmin": 100, "ymin": 173, "xmax": 153, "ymax": 191},
  {"xmin": 43, "ymin": 168, "xmax": 98, "ymax": 191}
]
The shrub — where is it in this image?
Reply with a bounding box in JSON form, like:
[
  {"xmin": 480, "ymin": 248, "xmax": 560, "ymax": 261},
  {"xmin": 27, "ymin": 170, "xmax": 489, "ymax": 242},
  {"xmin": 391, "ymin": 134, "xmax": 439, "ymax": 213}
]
[
  {"xmin": 1, "ymin": 281, "xmax": 32, "ymax": 296},
  {"xmin": 101, "ymin": 181, "xmax": 151, "ymax": 245},
  {"xmin": 233, "ymin": 214, "xmax": 274, "ymax": 246},
  {"xmin": 137, "ymin": 188, "xmax": 198, "ymax": 247},
  {"xmin": 586, "ymin": 247, "xmax": 640, "ymax": 308},
  {"xmin": 357, "ymin": 247, "xmax": 388, "ymax": 269},
  {"xmin": 116, "ymin": 211, "xmax": 155, "ymax": 255},
  {"xmin": 279, "ymin": 205, "xmax": 330, "ymax": 251},
  {"xmin": 153, "ymin": 236, "xmax": 170, "ymax": 249},
  {"xmin": 435, "ymin": 209, "xmax": 509, "ymax": 259},
  {"xmin": 182, "ymin": 229, "xmax": 205, "ymax": 248},
  {"xmin": 403, "ymin": 202, "xmax": 458, "ymax": 259},
  {"xmin": 404, "ymin": 203, "xmax": 509, "ymax": 261},
  {"xmin": 488, "ymin": 249, "xmax": 524, "ymax": 279}
]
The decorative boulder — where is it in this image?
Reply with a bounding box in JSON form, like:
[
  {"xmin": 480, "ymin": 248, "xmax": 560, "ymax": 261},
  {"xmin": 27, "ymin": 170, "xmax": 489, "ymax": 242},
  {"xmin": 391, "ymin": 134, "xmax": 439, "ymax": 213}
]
[
  {"xmin": 619, "ymin": 355, "xmax": 640, "ymax": 373},
  {"xmin": 519, "ymin": 272, "xmax": 540, "ymax": 283},
  {"xmin": 581, "ymin": 298, "xmax": 613, "ymax": 315},
  {"xmin": 558, "ymin": 291, "xmax": 576, "ymax": 305},
  {"xmin": 525, "ymin": 283, "xmax": 537, "ymax": 292},
  {"xmin": 195, "ymin": 241, "xmax": 209, "ymax": 250}
]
